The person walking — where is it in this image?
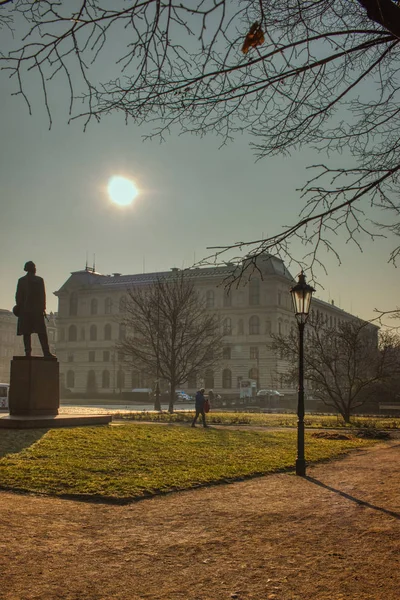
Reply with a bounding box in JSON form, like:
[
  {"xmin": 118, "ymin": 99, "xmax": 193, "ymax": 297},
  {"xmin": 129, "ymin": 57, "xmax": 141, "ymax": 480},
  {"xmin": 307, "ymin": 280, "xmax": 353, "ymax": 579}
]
[{"xmin": 191, "ymin": 387, "xmax": 208, "ymax": 428}]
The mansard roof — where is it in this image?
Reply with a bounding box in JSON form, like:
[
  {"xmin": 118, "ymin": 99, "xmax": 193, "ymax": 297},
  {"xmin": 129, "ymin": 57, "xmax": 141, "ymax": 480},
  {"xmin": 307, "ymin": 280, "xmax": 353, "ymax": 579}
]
[{"xmin": 54, "ymin": 254, "xmax": 294, "ymax": 295}]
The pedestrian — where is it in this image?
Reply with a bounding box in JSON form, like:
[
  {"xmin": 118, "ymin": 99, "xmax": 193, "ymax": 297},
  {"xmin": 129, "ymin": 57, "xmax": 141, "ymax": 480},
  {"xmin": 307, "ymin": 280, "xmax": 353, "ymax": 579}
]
[
  {"xmin": 208, "ymin": 389, "xmax": 215, "ymax": 405},
  {"xmin": 191, "ymin": 387, "xmax": 208, "ymax": 428}
]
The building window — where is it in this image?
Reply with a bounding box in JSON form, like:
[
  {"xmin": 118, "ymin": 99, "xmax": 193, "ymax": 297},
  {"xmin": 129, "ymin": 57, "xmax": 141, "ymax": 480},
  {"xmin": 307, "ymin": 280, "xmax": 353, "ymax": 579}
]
[
  {"xmin": 67, "ymin": 354, "xmax": 74, "ymax": 363},
  {"xmin": 117, "ymin": 370, "xmax": 125, "ymax": 390},
  {"xmin": 223, "ymin": 292, "xmax": 232, "ymax": 307},
  {"xmin": 102, "ymin": 370, "xmax": 110, "ymax": 389},
  {"xmin": 103, "ymin": 350, "xmax": 110, "ymax": 362},
  {"xmin": 249, "ymin": 278, "xmax": 260, "ymax": 306},
  {"xmin": 250, "ymin": 346, "xmax": 259, "ymax": 359},
  {"xmin": 248, "ymin": 367, "xmax": 258, "ymax": 380},
  {"xmin": 222, "ymin": 346, "xmax": 231, "ymax": 360},
  {"xmin": 68, "ymin": 324, "xmax": 77, "ymax": 342},
  {"xmin": 90, "ymin": 325, "xmax": 97, "ymax": 341},
  {"xmin": 119, "ymin": 297, "xmax": 127, "ymax": 313},
  {"xmin": 105, "ymin": 297, "xmax": 112, "ymax": 314},
  {"xmin": 206, "ymin": 290, "xmax": 215, "ymax": 309},
  {"xmin": 90, "ymin": 298, "xmax": 98, "ymax": 316},
  {"xmin": 131, "ymin": 371, "xmax": 141, "ymax": 388},
  {"xmin": 188, "ymin": 373, "xmax": 197, "ymax": 388},
  {"xmin": 104, "ymin": 323, "xmax": 112, "ymax": 341},
  {"xmin": 204, "ymin": 369, "xmax": 214, "ymax": 389},
  {"xmin": 222, "ymin": 369, "xmax": 232, "ymax": 389},
  {"xmin": 89, "ymin": 351, "xmax": 95, "ymax": 362},
  {"xmin": 237, "ymin": 319, "xmax": 244, "ymax": 335},
  {"xmin": 87, "ymin": 370, "xmax": 96, "ymax": 393},
  {"xmin": 278, "ymin": 321, "xmax": 282, "ymax": 335},
  {"xmin": 69, "ymin": 292, "xmax": 78, "ymax": 316},
  {"xmin": 249, "ymin": 315, "xmax": 260, "ymax": 335},
  {"xmin": 119, "ymin": 323, "xmax": 126, "ymax": 341},
  {"xmin": 223, "ymin": 318, "xmax": 232, "ymax": 335},
  {"xmin": 66, "ymin": 370, "xmax": 75, "ymax": 388}
]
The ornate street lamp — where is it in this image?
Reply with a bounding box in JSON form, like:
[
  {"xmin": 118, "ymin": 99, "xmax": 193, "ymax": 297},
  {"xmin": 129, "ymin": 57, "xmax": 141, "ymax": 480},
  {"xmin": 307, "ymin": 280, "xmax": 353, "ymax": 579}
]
[{"xmin": 290, "ymin": 271, "xmax": 315, "ymax": 476}]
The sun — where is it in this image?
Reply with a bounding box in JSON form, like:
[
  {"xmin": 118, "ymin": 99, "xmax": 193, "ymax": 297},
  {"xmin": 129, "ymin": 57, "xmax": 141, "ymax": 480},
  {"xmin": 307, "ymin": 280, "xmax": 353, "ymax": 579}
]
[{"xmin": 108, "ymin": 176, "xmax": 138, "ymax": 206}]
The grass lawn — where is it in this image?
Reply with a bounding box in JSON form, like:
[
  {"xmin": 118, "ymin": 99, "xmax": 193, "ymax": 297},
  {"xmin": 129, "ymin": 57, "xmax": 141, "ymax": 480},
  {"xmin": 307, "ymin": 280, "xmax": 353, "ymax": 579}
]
[
  {"xmin": 0, "ymin": 423, "xmax": 377, "ymax": 501},
  {"xmin": 115, "ymin": 410, "xmax": 400, "ymax": 430}
]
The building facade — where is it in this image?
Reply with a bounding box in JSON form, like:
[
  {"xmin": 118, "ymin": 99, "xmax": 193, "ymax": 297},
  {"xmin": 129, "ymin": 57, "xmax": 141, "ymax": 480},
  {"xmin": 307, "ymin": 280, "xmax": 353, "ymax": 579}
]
[
  {"xmin": 54, "ymin": 255, "xmax": 359, "ymax": 397},
  {"xmin": 0, "ymin": 309, "xmax": 57, "ymax": 383}
]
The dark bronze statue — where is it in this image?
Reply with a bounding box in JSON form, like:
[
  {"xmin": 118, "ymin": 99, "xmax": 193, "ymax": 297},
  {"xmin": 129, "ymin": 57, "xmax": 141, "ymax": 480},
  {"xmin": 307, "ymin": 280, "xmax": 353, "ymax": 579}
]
[{"xmin": 14, "ymin": 261, "xmax": 56, "ymax": 358}]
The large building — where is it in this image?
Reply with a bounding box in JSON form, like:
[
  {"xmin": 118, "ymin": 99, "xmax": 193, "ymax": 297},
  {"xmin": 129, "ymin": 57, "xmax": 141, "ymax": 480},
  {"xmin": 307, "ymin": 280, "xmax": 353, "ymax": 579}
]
[
  {"xmin": 0, "ymin": 309, "xmax": 57, "ymax": 383},
  {"xmin": 54, "ymin": 255, "xmax": 359, "ymax": 397}
]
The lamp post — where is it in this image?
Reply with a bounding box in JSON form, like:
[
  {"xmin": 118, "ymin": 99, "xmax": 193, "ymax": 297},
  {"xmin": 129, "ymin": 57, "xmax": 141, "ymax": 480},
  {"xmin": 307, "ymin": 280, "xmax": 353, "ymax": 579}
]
[{"xmin": 290, "ymin": 271, "xmax": 315, "ymax": 477}]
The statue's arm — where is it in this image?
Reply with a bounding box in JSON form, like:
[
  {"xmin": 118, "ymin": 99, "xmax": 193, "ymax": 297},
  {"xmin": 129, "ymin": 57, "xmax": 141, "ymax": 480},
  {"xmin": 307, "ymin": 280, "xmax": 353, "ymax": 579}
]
[{"xmin": 15, "ymin": 280, "xmax": 23, "ymax": 307}]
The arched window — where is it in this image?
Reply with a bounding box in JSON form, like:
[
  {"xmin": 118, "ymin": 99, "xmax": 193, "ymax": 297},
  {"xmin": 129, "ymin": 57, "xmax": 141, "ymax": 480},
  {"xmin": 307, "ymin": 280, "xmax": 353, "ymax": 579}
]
[
  {"xmin": 68, "ymin": 324, "xmax": 77, "ymax": 342},
  {"xmin": 206, "ymin": 290, "xmax": 215, "ymax": 309},
  {"xmin": 102, "ymin": 370, "xmax": 110, "ymax": 389},
  {"xmin": 87, "ymin": 370, "xmax": 96, "ymax": 392},
  {"xmin": 90, "ymin": 324, "xmax": 97, "ymax": 341},
  {"xmin": 66, "ymin": 370, "xmax": 75, "ymax": 388},
  {"xmin": 69, "ymin": 292, "xmax": 78, "ymax": 316},
  {"xmin": 237, "ymin": 319, "xmax": 244, "ymax": 335},
  {"xmin": 249, "ymin": 315, "xmax": 260, "ymax": 335},
  {"xmin": 117, "ymin": 369, "xmax": 125, "ymax": 390},
  {"xmin": 119, "ymin": 296, "xmax": 127, "ymax": 313},
  {"xmin": 249, "ymin": 278, "xmax": 260, "ymax": 306},
  {"xmin": 104, "ymin": 297, "xmax": 112, "ymax": 315},
  {"xmin": 90, "ymin": 298, "xmax": 98, "ymax": 316},
  {"xmin": 119, "ymin": 323, "xmax": 126, "ymax": 341},
  {"xmin": 223, "ymin": 317, "xmax": 232, "ymax": 335},
  {"xmin": 222, "ymin": 368, "xmax": 232, "ymax": 389},
  {"xmin": 223, "ymin": 291, "xmax": 232, "ymax": 307},
  {"xmin": 205, "ymin": 369, "xmax": 214, "ymax": 389},
  {"xmin": 278, "ymin": 320, "xmax": 282, "ymax": 335},
  {"xmin": 104, "ymin": 324, "xmax": 112, "ymax": 341},
  {"xmin": 249, "ymin": 367, "xmax": 258, "ymax": 380}
]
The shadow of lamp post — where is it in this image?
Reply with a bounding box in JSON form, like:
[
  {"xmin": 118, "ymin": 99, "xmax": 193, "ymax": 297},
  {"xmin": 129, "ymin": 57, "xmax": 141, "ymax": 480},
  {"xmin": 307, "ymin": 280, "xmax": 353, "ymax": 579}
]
[{"xmin": 290, "ymin": 271, "xmax": 315, "ymax": 477}]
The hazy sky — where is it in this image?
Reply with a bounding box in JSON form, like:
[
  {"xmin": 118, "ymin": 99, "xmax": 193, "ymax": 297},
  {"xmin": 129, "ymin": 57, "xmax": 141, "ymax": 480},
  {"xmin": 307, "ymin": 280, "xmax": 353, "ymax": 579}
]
[{"xmin": 0, "ymin": 20, "xmax": 398, "ymax": 322}]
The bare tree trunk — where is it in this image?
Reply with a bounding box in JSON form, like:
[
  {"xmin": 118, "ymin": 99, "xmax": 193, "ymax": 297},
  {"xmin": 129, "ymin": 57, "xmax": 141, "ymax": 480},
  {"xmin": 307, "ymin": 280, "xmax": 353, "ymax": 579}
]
[{"xmin": 169, "ymin": 386, "xmax": 175, "ymax": 414}]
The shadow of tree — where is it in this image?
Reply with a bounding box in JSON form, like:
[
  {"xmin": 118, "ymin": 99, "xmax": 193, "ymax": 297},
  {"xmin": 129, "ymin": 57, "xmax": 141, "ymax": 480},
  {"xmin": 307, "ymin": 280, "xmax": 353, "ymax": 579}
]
[
  {"xmin": 0, "ymin": 429, "xmax": 48, "ymax": 459},
  {"xmin": 306, "ymin": 476, "xmax": 400, "ymax": 520}
]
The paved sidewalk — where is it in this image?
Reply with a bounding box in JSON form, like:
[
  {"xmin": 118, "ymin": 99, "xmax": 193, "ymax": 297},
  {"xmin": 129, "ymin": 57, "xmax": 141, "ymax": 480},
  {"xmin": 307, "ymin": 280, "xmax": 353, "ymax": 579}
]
[{"xmin": 1, "ymin": 441, "xmax": 399, "ymax": 599}]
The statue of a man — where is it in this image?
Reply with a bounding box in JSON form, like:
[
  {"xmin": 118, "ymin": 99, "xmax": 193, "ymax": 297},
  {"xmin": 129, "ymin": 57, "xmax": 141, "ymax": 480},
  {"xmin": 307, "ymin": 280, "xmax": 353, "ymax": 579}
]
[{"xmin": 14, "ymin": 261, "xmax": 56, "ymax": 358}]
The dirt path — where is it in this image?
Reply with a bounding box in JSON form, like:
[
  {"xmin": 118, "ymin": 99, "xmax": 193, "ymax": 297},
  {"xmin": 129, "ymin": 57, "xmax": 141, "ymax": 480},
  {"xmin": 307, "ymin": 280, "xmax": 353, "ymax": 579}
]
[{"xmin": 1, "ymin": 442, "xmax": 399, "ymax": 600}]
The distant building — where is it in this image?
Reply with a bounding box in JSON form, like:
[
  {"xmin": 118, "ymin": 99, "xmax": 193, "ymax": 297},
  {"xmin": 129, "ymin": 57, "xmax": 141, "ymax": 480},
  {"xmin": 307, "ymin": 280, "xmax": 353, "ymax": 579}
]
[
  {"xmin": 0, "ymin": 309, "xmax": 57, "ymax": 383},
  {"xmin": 54, "ymin": 255, "xmax": 361, "ymax": 397}
]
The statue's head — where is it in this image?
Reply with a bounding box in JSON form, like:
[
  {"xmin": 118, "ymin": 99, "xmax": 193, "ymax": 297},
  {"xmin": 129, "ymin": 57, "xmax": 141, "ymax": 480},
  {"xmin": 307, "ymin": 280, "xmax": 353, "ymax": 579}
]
[{"xmin": 24, "ymin": 261, "xmax": 36, "ymax": 274}]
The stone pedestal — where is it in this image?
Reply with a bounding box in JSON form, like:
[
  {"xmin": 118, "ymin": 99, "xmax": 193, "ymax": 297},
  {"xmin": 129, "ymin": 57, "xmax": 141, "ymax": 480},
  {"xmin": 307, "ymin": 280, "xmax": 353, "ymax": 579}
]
[{"xmin": 9, "ymin": 356, "xmax": 59, "ymax": 416}]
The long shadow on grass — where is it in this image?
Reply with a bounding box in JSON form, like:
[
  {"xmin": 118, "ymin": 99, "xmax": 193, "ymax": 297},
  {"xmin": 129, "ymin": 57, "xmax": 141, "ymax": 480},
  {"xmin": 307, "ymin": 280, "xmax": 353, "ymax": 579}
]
[
  {"xmin": 306, "ymin": 477, "xmax": 400, "ymax": 520},
  {"xmin": 0, "ymin": 429, "xmax": 48, "ymax": 459}
]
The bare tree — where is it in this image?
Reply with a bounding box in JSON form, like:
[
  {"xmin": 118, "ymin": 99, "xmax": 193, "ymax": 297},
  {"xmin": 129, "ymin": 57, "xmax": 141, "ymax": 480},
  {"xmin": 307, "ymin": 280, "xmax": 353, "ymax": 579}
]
[
  {"xmin": 2, "ymin": 1, "xmax": 400, "ymax": 273},
  {"xmin": 271, "ymin": 316, "xmax": 400, "ymax": 423},
  {"xmin": 117, "ymin": 274, "xmax": 223, "ymax": 413}
]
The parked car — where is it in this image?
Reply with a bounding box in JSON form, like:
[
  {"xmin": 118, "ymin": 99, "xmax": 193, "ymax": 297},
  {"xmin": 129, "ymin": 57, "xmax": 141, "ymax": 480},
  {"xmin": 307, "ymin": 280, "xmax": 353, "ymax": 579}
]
[
  {"xmin": 256, "ymin": 389, "xmax": 284, "ymax": 397},
  {"xmin": 175, "ymin": 391, "xmax": 192, "ymax": 402}
]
